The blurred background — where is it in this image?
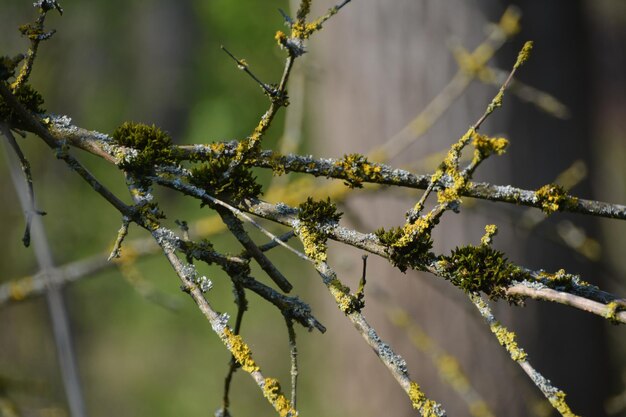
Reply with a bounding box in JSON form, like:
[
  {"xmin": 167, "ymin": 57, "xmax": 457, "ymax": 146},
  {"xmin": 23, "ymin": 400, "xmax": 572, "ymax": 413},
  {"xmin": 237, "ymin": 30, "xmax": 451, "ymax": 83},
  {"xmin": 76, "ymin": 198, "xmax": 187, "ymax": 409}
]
[{"xmin": 1, "ymin": 0, "xmax": 625, "ymax": 416}]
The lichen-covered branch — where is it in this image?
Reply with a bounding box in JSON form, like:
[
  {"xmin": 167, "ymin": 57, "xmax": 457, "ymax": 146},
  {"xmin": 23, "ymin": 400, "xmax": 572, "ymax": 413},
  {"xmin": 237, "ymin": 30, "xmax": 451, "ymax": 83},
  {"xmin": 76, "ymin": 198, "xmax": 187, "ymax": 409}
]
[
  {"xmin": 2, "ymin": 1, "xmax": 625, "ymax": 416},
  {"xmin": 470, "ymin": 294, "xmax": 579, "ymax": 417}
]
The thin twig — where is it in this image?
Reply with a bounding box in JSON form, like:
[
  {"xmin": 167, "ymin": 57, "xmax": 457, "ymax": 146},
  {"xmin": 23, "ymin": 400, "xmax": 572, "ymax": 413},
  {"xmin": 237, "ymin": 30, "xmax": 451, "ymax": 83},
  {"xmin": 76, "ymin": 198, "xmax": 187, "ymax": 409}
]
[
  {"xmin": 220, "ymin": 283, "xmax": 247, "ymax": 415},
  {"xmin": 153, "ymin": 175, "xmax": 310, "ymax": 262},
  {"xmin": 216, "ymin": 207, "xmax": 293, "ymax": 292},
  {"xmin": 3, "ymin": 130, "xmax": 88, "ymax": 417},
  {"xmin": 0, "ymin": 124, "xmax": 45, "ymax": 247},
  {"xmin": 314, "ymin": 261, "xmax": 446, "ymax": 416},
  {"xmin": 108, "ymin": 216, "xmax": 130, "ymax": 261},
  {"xmin": 285, "ymin": 317, "xmax": 298, "ymax": 409},
  {"xmin": 221, "ymin": 46, "xmax": 277, "ymax": 97},
  {"xmin": 469, "ymin": 294, "xmax": 579, "ymax": 416},
  {"xmin": 505, "ymin": 283, "xmax": 626, "ymax": 324}
]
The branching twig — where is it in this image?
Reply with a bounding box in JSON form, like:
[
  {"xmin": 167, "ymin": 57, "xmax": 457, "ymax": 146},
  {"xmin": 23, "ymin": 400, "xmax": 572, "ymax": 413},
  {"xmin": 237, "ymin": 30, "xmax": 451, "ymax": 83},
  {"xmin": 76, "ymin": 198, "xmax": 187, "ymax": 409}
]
[{"xmin": 216, "ymin": 207, "xmax": 293, "ymax": 292}]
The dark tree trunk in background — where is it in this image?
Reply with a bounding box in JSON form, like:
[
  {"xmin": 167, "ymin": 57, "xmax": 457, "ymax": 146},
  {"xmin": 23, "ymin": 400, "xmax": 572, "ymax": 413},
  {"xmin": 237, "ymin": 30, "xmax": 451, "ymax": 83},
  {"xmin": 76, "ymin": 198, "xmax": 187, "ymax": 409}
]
[{"xmin": 309, "ymin": 1, "xmax": 611, "ymax": 415}]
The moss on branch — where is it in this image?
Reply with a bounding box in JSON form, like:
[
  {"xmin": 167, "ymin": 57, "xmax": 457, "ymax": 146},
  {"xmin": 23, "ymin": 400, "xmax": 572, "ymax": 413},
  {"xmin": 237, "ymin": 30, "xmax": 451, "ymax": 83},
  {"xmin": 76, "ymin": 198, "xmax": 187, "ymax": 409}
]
[
  {"xmin": 0, "ymin": 83, "xmax": 45, "ymax": 126},
  {"xmin": 191, "ymin": 155, "xmax": 262, "ymax": 202},
  {"xmin": 438, "ymin": 245, "xmax": 529, "ymax": 299}
]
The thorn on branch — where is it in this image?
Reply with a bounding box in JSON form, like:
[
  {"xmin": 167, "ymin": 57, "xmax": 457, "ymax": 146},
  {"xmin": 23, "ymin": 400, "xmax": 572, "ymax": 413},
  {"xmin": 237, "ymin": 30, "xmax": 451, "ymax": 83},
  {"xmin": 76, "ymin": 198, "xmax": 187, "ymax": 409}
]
[
  {"xmin": 355, "ymin": 254, "xmax": 368, "ymax": 308},
  {"xmin": 221, "ymin": 45, "xmax": 287, "ymax": 104}
]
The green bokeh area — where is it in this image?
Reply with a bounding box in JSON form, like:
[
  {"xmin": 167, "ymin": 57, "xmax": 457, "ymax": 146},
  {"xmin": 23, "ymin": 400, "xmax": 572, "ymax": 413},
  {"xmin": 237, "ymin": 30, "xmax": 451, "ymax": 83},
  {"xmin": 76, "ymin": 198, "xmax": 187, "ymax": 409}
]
[{"xmin": 0, "ymin": 1, "xmax": 332, "ymax": 416}]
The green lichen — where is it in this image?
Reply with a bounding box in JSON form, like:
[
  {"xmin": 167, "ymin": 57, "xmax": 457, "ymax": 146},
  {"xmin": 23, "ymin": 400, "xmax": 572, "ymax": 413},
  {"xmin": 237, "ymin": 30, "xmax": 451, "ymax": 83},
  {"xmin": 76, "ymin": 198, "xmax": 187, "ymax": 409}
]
[
  {"xmin": 112, "ymin": 122, "xmax": 181, "ymax": 184},
  {"xmin": 262, "ymin": 378, "xmax": 297, "ymax": 417},
  {"xmin": 296, "ymin": 197, "xmax": 342, "ymax": 263},
  {"xmin": 0, "ymin": 83, "xmax": 45, "ymax": 127},
  {"xmin": 535, "ymin": 184, "xmax": 578, "ymax": 215},
  {"xmin": 375, "ymin": 217, "xmax": 434, "ymax": 273},
  {"xmin": 440, "ymin": 245, "xmax": 529, "ymax": 299},
  {"xmin": 334, "ymin": 153, "xmax": 384, "ymax": 188},
  {"xmin": 191, "ymin": 155, "xmax": 262, "ymax": 203}
]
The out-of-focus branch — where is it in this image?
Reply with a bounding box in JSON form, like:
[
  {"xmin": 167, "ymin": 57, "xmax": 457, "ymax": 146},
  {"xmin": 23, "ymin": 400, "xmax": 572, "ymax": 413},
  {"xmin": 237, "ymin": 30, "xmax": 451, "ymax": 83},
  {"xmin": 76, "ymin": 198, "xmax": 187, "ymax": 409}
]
[{"xmin": 3, "ymin": 128, "xmax": 87, "ymax": 417}]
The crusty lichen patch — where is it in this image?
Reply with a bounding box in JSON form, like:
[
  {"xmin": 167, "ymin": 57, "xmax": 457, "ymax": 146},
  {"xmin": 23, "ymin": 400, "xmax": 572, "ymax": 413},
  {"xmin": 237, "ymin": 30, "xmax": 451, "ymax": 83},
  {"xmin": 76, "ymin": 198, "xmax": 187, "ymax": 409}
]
[
  {"xmin": 296, "ymin": 197, "xmax": 342, "ymax": 263},
  {"xmin": 535, "ymin": 184, "xmax": 578, "ymax": 215},
  {"xmin": 222, "ymin": 327, "xmax": 259, "ymax": 373},
  {"xmin": 262, "ymin": 378, "xmax": 297, "ymax": 417},
  {"xmin": 409, "ymin": 382, "xmax": 441, "ymax": 417}
]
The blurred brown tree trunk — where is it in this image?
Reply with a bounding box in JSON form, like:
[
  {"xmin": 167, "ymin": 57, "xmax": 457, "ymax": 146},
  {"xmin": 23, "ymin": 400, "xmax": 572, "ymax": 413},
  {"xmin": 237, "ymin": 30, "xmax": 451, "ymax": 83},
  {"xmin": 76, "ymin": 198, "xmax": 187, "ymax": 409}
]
[{"xmin": 308, "ymin": 1, "xmax": 611, "ymax": 416}]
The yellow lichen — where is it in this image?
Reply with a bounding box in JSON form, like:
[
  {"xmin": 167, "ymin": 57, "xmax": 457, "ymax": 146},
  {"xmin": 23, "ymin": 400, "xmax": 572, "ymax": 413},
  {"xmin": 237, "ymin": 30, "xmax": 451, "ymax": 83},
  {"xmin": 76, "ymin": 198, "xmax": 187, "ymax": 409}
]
[
  {"xmin": 428, "ymin": 128, "xmax": 478, "ymax": 205},
  {"xmin": 375, "ymin": 214, "xmax": 434, "ymax": 272},
  {"xmin": 396, "ymin": 216, "xmax": 433, "ymax": 247},
  {"xmin": 209, "ymin": 141, "xmax": 226, "ymax": 154},
  {"xmin": 472, "ymin": 134, "xmax": 508, "ymax": 159},
  {"xmin": 298, "ymin": 224, "xmax": 328, "ymax": 263},
  {"xmin": 549, "ymin": 390, "xmax": 579, "ymax": 417},
  {"xmin": 275, "ymin": 30, "xmax": 287, "ymax": 47},
  {"xmin": 514, "ymin": 41, "xmax": 534, "ymax": 69},
  {"xmin": 535, "ymin": 184, "xmax": 578, "ymax": 215},
  {"xmin": 481, "ymin": 224, "xmax": 498, "ymax": 246},
  {"xmin": 9, "ymin": 276, "xmax": 33, "ymax": 301},
  {"xmin": 497, "ymin": 6, "xmax": 521, "ymax": 37},
  {"xmin": 408, "ymin": 382, "xmax": 440, "ymax": 417},
  {"xmin": 296, "ymin": 197, "xmax": 342, "ymax": 263},
  {"xmin": 327, "ymin": 278, "xmax": 362, "ymax": 314},
  {"xmin": 222, "ymin": 327, "xmax": 260, "ymax": 373},
  {"xmin": 334, "ymin": 154, "xmax": 384, "ymax": 188},
  {"xmin": 469, "ymin": 401, "xmax": 493, "ymax": 417},
  {"xmin": 437, "ymin": 354, "xmax": 470, "ymax": 392},
  {"xmin": 605, "ymin": 301, "xmax": 620, "ymax": 324},
  {"xmin": 490, "ymin": 322, "xmax": 527, "ymax": 362},
  {"xmin": 437, "ymin": 170, "xmax": 467, "ymax": 204},
  {"xmin": 262, "ymin": 378, "xmax": 297, "ymax": 417}
]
